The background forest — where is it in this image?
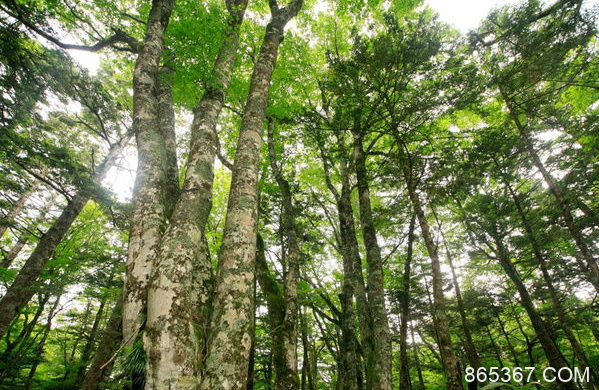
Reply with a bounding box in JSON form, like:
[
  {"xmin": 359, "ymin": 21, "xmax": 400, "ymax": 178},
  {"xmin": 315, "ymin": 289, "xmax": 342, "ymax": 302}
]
[{"xmin": 0, "ymin": 0, "xmax": 598, "ymax": 389}]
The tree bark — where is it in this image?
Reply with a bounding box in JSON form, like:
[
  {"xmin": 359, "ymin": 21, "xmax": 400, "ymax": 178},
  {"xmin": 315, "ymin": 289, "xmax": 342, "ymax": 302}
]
[
  {"xmin": 491, "ymin": 233, "xmax": 576, "ymax": 390},
  {"xmin": 255, "ymin": 234, "xmax": 296, "ymax": 390},
  {"xmin": 500, "ymin": 86, "xmax": 599, "ymax": 293},
  {"xmin": 491, "ymin": 305, "xmax": 521, "ymax": 367},
  {"xmin": 156, "ymin": 61, "xmax": 179, "ymax": 218},
  {"xmin": 514, "ymin": 312, "xmax": 540, "ymax": 385},
  {"xmin": 394, "ymin": 135, "xmax": 462, "ymax": 390},
  {"xmin": 321, "ymin": 136, "xmax": 361, "ymax": 390},
  {"xmin": 0, "ymin": 177, "xmax": 40, "ymax": 240},
  {"xmin": 502, "ymin": 178, "xmax": 597, "ymax": 386},
  {"xmin": 399, "ymin": 214, "xmax": 416, "ymax": 390},
  {"xmin": 23, "ymin": 294, "xmax": 61, "ymax": 390},
  {"xmin": 332, "ymin": 131, "xmax": 372, "ymax": 389},
  {"xmin": 0, "ymin": 132, "xmax": 132, "ymax": 339},
  {"xmin": 122, "ymin": 0, "xmax": 175, "ymax": 346},
  {"xmin": 75, "ymin": 295, "xmax": 109, "ymax": 388},
  {"xmin": 410, "ymin": 324, "xmax": 426, "ymax": 390},
  {"xmin": 200, "ymin": 2, "xmax": 303, "ymax": 389},
  {"xmin": 266, "ymin": 118, "xmax": 301, "ymax": 390},
  {"xmin": 432, "ymin": 210, "xmax": 481, "ymax": 389},
  {"xmin": 143, "ymin": 1, "xmax": 249, "ymax": 388},
  {"xmin": 351, "ymin": 129, "xmax": 392, "ymax": 390},
  {"xmin": 81, "ymin": 297, "xmax": 123, "ymax": 390}
]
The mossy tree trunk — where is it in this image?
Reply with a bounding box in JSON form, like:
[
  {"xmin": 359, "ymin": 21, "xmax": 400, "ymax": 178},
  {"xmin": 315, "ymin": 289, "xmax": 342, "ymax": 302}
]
[
  {"xmin": 81, "ymin": 297, "xmax": 123, "ymax": 390},
  {"xmin": 398, "ymin": 214, "xmax": 415, "ymax": 390},
  {"xmin": 143, "ymin": 1, "xmax": 248, "ymax": 387},
  {"xmin": 351, "ymin": 128, "xmax": 392, "ymax": 390},
  {"xmin": 199, "ymin": 1, "xmax": 303, "ymax": 388},
  {"xmin": 394, "ymin": 134, "xmax": 463, "ymax": 390},
  {"xmin": 122, "ymin": 0, "xmax": 175, "ymax": 345},
  {"xmin": 266, "ymin": 117, "xmax": 301, "ymax": 390}
]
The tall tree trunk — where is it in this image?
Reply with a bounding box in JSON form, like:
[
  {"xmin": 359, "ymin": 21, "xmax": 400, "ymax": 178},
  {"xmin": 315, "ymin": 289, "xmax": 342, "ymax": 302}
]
[
  {"xmin": 143, "ymin": 1, "xmax": 248, "ymax": 388},
  {"xmin": 502, "ymin": 177, "xmax": 597, "ymax": 386},
  {"xmin": 399, "ymin": 214, "xmax": 416, "ymax": 390},
  {"xmin": 0, "ymin": 132, "xmax": 132, "ymax": 339},
  {"xmin": 122, "ymin": 0, "xmax": 175, "ymax": 346},
  {"xmin": 156, "ymin": 61, "xmax": 179, "ymax": 218},
  {"xmin": 484, "ymin": 325, "xmax": 504, "ymax": 369},
  {"xmin": 200, "ymin": 2, "xmax": 303, "ymax": 389},
  {"xmin": 491, "ymin": 232, "xmax": 576, "ymax": 390},
  {"xmin": 247, "ymin": 271, "xmax": 257, "ymax": 390},
  {"xmin": 23, "ymin": 294, "xmax": 61, "ymax": 390},
  {"xmin": 266, "ymin": 118, "xmax": 301, "ymax": 389},
  {"xmin": 431, "ymin": 209, "xmax": 481, "ymax": 389},
  {"xmin": 81, "ymin": 297, "xmax": 123, "ymax": 390},
  {"xmin": 0, "ymin": 177, "xmax": 40, "ymax": 240},
  {"xmin": 329, "ymin": 131, "xmax": 372, "ymax": 389},
  {"xmin": 500, "ymin": 87, "xmax": 599, "ymax": 293},
  {"xmin": 255, "ymin": 235, "xmax": 295, "ymax": 390},
  {"xmin": 300, "ymin": 310, "xmax": 316, "ymax": 390},
  {"xmin": 410, "ymin": 324, "xmax": 426, "ymax": 390},
  {"xmin": 314, "ymin": 147, "xmax": 361, "ymax": 390},
  {"xmin": 491, "ymin": 306, "xmax": 521, "ymax": 367},
  {"xmin": 514, "ymin": 313, "xmax": 540, "ymax": 385},
  {"xmin": 2, "ymin": 192, "xmax": 58, "ymax": 269},
  {"xmin": 75, "ymin": 295, "xmax": 109, "ymax": 388},
  {"xmin": 394, "ymin": 135, "xmax": 462, "ymax": 390},
  {"xmin": 352, "ymin": 129, "xmax": 392, "ymax": 390}
]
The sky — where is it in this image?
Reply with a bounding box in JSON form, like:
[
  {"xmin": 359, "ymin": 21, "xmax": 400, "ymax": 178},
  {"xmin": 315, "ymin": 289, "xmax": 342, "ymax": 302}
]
[
  {"xmin": 425, "ymin": 0, "xmax": 522, "ymax": 32},
  {"xmin": 82, "ymin": 0, "xmax": 598, "ymax": 201},
  {"xmin": 73, "ymin": 0, "xmax": 529, "ymax": 75}
]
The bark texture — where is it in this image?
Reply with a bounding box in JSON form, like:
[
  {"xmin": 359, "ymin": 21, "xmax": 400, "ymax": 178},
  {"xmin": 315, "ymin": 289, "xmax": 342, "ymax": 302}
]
[
  {"xmin": 395, "ymin": 136, "xmax": 463, "ymax": 390},
  {"xmin": 81, "ymin": 297, "xmax": 124, "ymax": 390},
  {"xmin": 352, "ymin": 129, "xmax": 392, "ymax": 390},
  {"xmin": 500, "ymin": 87, "xmax": 599, "ymax": 293},
  {"xmin": 491, "ymin": 232, "xmax": 576, "ymax": 390},
  {"xmin": 200, "ymin": 2, "xmax": 303, "ymax": 389},
  {"xmin": 1, "ymin": 192, "xmax": 58, "ymax": 269},
  {"xmin": 0, "ymin": 177, "xmax": 40, "ymax": 240},
  {"xmin": 122, "ymin": 0, "xmax": 175, "ymax": 345},
  {"xmin": 320, "ymin": 135, "xmax": 361, "ymax": 390},
  {"xmin": 398, "ymin": 214, "xmax": 415, "ymax": 390},
  {"xmin": 143, "ymin": 1, "xmax": 248, "ymax": 388},
  {"xmin": 0, "ymin": 133, "xmax": 132, "ymax": 339},
  {"xmin": 266, "ymin": 118, "xmax": 301, "ymax": 390}
]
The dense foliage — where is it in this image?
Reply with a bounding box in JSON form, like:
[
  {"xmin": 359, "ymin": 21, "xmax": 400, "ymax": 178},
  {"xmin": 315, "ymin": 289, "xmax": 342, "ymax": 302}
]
[{"xmin": 0, "ymin": 0, "xmax": 598, "ymax": 389}]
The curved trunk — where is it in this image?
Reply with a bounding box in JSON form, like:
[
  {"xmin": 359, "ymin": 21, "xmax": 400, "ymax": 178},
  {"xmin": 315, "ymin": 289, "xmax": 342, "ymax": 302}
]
[
  {"xmin": 144, "ymin": 1, "xmax": 248, "ymax": 387},
  {"xmin": 200, "ymin": 2, "xmax": 303, "ymax": 389}
]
